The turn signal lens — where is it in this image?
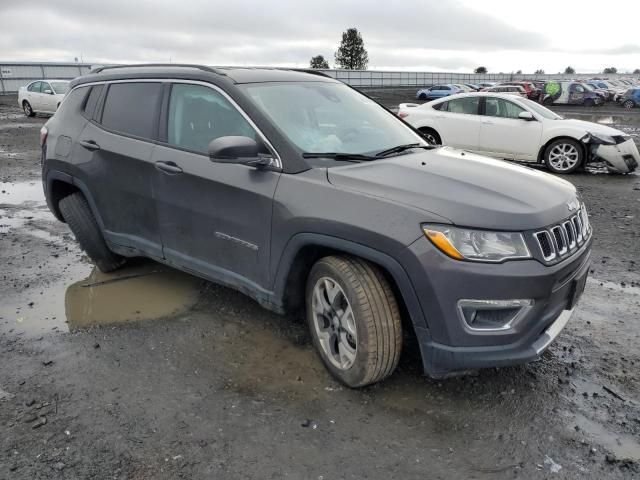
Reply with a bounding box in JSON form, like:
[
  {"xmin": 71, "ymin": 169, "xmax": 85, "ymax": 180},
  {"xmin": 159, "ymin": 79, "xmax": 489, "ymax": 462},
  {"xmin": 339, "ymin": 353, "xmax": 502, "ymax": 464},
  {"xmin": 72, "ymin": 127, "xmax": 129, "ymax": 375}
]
[{"xmin": 423, "ymin": 229, "xmax": 464, "ymax": 260}]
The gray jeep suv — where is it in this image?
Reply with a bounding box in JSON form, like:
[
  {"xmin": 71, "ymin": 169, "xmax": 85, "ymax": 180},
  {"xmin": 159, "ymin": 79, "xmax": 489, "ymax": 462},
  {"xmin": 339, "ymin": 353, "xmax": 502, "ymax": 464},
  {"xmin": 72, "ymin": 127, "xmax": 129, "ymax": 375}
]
[{"xmin": 40, "ymin": 65, "xmax": 592, "ymax": 387}]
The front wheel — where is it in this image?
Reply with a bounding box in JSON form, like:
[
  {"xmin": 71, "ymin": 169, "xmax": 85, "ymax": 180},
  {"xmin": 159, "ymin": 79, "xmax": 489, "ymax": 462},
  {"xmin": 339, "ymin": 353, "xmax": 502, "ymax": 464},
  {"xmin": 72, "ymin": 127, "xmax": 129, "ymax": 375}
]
[
  {"xmin": 306, "ymin": 256, "xmax": 402, "ymax": 388},
  {"xmin": 23, "ymin": 101, "xmax": 35, "ymax": 117},
  {"xmin": 584, "ymin": 98, "xmax": 595, "ymax": 107},
  {"xmin": 418, "ymin": 127, "xmax": 441, "ymax": 146},
  {"xmin": 623, "ymin": 100, "xmax": 635, "ymax": 109},
  {"xmin": 544, "ymin": 138, "xmax": 583, "ymax": 174}
]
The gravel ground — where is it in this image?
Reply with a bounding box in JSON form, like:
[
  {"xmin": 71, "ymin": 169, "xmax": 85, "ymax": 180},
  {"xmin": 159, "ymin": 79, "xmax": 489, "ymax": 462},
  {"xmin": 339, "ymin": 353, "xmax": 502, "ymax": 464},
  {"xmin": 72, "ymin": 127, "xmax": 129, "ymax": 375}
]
[{"xmin": 1, "ymin": 94, "xmax": 639, "ymax": 479}]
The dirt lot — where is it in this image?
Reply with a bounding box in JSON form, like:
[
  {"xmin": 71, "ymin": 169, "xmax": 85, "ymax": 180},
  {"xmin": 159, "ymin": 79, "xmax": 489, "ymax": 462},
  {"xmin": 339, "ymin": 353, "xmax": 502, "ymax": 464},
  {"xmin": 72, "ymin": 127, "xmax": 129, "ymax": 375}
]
[{"xmin": 1, "ymin": 93, "xmax": 639, "ymax": 480}]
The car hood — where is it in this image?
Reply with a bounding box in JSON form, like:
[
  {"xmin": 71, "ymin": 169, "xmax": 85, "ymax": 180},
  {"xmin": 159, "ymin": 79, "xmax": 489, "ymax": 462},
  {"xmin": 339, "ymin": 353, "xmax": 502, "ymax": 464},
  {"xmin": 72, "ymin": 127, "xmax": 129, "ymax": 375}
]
[
  {"xmin": 555, "ymin": 118, "xmax": 625, "ymax": 136},
  {"xmin": 327, "ymin": 147, "xmax": 578, "ymax": 231}
]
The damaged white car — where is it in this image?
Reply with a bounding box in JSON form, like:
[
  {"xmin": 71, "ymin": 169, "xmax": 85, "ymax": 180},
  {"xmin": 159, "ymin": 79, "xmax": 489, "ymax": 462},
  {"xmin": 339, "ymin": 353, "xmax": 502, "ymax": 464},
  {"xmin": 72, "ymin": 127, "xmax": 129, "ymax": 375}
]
[{"xmin": 398, "ymin": 92, "xmax": 639, "ymax": 174}]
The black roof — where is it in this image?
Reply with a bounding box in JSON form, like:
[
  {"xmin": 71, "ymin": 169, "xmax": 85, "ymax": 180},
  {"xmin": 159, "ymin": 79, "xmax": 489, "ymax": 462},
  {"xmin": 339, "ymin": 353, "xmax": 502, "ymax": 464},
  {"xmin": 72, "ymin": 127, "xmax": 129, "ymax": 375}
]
[{"xmin": 71, "ymin": 64, "xmax": 337, "ymax": 88}]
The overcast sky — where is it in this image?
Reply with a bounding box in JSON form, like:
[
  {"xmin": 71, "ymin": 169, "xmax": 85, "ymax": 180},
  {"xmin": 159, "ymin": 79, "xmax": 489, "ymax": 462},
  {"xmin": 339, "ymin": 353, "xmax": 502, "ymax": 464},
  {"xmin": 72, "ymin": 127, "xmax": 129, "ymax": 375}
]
[{"xmin": 1, "ymin": 0, "xmax": 639, "ymax": 73}]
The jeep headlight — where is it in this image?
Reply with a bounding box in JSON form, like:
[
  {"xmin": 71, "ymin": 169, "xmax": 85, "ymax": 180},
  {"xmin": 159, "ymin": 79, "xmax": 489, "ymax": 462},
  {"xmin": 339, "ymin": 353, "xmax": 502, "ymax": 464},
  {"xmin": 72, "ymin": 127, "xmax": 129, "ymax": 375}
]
[{"xmin": 422, "ymin": 225, "xmax": 531, "ymax": 263}]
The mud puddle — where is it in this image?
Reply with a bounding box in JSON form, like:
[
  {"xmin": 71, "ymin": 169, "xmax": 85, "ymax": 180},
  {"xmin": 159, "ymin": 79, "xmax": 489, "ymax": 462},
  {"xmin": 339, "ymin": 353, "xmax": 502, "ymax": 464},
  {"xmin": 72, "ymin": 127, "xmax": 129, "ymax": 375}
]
[
  {"xmin": 568, "ymin": 411, "xmax": 640, "ymax": 461},
  {"xmin": 0, "ymin": 260, "xmax": 204, "ymax": 336}
]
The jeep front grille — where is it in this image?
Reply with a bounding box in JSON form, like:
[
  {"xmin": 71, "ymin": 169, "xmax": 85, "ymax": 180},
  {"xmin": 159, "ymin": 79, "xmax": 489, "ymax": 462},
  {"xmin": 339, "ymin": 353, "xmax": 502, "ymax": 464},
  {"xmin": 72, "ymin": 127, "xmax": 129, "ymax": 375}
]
[{"xmin": 535, "ymin": 207, "xmax": 590, "ymax": 262}]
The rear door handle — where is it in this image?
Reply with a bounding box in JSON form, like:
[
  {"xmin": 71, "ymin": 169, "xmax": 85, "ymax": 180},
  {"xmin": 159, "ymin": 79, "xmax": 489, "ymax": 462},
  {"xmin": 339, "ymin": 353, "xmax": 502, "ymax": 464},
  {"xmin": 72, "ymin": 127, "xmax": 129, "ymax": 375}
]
[
  {"xmin": 79, "ymin": 140, "xmax": 100, "ymax": 151},
  {"xmin": 155, "ymin": 161, "xmax": 183, "ymax": 175}
]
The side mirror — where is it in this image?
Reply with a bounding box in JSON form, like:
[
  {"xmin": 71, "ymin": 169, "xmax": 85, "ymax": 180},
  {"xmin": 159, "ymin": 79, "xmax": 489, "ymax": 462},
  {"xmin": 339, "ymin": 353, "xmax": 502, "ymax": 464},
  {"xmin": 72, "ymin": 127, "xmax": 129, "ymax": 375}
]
[
  {"xmin": 208, "ymin": 136, "xmax": 277, "ymax": 169},
  {"xmin": 518, "ymin": 111, "xmax": 535, "ymax": 121},
  {"xmin": 43, "ymin": 89, "xmax": 53, "ymax": 95}
]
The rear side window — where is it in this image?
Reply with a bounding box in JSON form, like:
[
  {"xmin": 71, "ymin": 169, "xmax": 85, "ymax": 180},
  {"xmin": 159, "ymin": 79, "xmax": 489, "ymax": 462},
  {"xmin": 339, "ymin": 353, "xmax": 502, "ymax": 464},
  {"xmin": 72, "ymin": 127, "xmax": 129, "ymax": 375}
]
[
  {"xmin": 83, "ymin": 85, "xmax": 104, "ymax": 119},
  {"xmin": 442, "ymin": 97, "xmax": 479, "ymax": 114},
  {"xmin": 101, "ymin": 82, "xmax": 162, "ymax": 139},
  {"xmin": 167, "ymin": 83, "xmax": 256, "ymax": 154}
]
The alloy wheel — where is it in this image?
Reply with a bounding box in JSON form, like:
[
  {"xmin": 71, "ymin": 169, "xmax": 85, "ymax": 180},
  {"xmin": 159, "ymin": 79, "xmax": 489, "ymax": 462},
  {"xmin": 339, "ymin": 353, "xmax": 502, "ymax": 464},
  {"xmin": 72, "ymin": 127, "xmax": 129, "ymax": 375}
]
[
  {"xmin": 311, "ymin": 277, "xmax": 357, "ymax": 370},
  {"xmin": 548, "ymin": 143, "xmax": 580, "ymax": 172},
  {"xmin": 624, "ymin": 100, "xmax": 635, "ymax": 109},
  {"xmin": 23, "ymin": 103, "xmax": 32, "ymax": 116}
]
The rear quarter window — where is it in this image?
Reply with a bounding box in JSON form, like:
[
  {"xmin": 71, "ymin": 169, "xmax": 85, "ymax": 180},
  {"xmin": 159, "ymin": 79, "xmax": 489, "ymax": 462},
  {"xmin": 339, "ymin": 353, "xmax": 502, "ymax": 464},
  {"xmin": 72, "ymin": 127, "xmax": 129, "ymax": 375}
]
[
  {"xmin": 54, "ymin": 86, "xmax": 90, "ymax": 117},
  {"xmin": 82, "ymin": 84, "xmax": 104, "ymax": 119},
  {"xmin": 100, "ymin": 82, "xmax": 162, "ymax": 140}
]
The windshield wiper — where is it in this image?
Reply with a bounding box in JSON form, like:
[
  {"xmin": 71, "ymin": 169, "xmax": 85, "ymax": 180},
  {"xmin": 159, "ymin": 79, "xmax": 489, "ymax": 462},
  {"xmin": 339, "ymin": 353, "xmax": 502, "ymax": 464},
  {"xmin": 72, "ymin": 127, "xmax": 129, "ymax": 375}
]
[
  {"xmin": 375, "ymin": 143, "xmax": 431, "ymax": 157},
  {"xmin": 302, "ymin": 152, "xmax": 377, "ymax": 161}
]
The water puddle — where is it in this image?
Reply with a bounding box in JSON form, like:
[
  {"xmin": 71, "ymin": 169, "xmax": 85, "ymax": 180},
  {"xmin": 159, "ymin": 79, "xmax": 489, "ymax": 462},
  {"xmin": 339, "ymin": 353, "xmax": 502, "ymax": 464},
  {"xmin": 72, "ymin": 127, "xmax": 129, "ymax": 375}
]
[
  {"xmin": 65, "ymin": 262, "xmax": 202, "ymax": 330},
  {"xmin": 570, "ymin": 412, "xmax": 640, "ymax": 461},
  {"xmin": 0, "ymin": 261, "xmax": 204, "ymax": 336},
  {"xmin": 0, "ymin": 181, "xmax": 45, "ymax": 206}
]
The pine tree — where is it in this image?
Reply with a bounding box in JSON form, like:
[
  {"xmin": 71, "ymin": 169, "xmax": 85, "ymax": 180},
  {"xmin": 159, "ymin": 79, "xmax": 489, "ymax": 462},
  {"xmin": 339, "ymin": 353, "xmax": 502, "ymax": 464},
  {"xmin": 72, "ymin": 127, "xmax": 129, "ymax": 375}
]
[{"xmin": 335, "ymin": 28, "xmax": 368, "ymax": 70}]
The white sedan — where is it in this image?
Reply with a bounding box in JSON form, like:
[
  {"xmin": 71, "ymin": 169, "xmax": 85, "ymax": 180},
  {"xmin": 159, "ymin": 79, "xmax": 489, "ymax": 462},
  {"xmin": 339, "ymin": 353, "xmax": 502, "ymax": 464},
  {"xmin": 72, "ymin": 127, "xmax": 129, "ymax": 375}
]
[
  {"xmin": 398, "ymin": 92, "xmax": 639, "ymax": 174},
  {"xmin": 18, "ymin": 80, "xmax": 70, "ymax": 117}
]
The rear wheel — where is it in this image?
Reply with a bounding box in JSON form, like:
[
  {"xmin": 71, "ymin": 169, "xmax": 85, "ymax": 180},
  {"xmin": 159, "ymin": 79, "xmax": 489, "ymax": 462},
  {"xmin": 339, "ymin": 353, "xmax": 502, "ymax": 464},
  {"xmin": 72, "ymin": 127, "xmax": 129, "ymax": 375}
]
[
  {"xmin": 58, "ymin": 192, "xmax": 125, "ymax": 272},
  {"xmin": 543, "ymin": 97, "xmax": 554, "ymax": 106},
  {"xmin": 418, "ymin": 93, "xmax": 428, "ymax": 101},
  {"xmin": 306, "ymin": 256, "xmax": 402, "ymax": 388},
  {"xmin": 623, "ymin": 100, "xmax": 635, "ymax": 109},
  {"xmin": 23, "ymin": 101, "xmax": 35, "ymax": 117},
  {"xmin": 418, "ymin": 127, "xmax": 441, "ymax": 146},
  {"xmin": 544, "ymin": 138, "xmax": 583, "ymax": 174}
]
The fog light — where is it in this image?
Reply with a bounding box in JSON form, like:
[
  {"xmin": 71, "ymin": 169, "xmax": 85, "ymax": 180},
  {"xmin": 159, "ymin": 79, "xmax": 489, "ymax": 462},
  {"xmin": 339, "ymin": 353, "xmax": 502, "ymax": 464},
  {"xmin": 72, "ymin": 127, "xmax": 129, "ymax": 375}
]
[{"xmin": 457, "ymin": 299, "xmax": 533, "ymax": 332}]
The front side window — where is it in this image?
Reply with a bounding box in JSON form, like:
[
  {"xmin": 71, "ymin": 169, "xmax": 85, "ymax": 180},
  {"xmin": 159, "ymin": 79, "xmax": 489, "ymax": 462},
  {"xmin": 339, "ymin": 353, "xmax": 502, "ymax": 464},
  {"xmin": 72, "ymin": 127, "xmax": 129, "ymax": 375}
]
[
  {"xmin": 167, "ymin": 84, "xmax": 256, "ymax": 154},
  {"xmin": 41, "ymin": 82, "xmax": 52, "ymax": 93},
  {"xmin": 27, "ymin": 81, "xmax": 42, "ymax": 92},
  {"xmin": 100, "ymin": 82, "xmax": 162, "ymax": 139},
  {"xmin": 443, "ymin": 96, "xmax": 479, "ymax": 115},
  {"xmin": 241, "ymin": 81, "xmax": 423, "ymax": 155},
  {"xmin": 484, "ymin": 97, "xmax": 525, "ymax": 119}
]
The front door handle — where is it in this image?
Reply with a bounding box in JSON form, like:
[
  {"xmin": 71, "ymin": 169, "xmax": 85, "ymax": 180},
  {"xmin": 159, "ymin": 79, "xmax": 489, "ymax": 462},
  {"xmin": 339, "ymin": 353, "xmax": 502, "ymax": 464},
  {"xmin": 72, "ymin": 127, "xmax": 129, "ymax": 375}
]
[
  {"xmin": 79, "ymin": 140, "xmax": 100, "ymax": 151},
  {"xmin": 155, "ymin": 161, "xmax": 183, "ymax": 175}
]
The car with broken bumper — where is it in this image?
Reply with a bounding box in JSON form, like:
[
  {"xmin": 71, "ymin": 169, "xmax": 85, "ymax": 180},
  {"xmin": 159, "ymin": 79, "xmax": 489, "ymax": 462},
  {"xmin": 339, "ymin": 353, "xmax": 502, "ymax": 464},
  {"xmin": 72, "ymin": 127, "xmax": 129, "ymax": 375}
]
[{"xmin": 41, "ymin": 65, "xmax": 592, "ymax": 387}]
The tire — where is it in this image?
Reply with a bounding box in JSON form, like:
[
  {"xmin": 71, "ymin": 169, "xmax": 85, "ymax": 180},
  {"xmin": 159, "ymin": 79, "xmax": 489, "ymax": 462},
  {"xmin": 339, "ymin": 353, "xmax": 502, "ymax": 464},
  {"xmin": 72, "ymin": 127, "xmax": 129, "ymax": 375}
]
[
  {"xmin": 58, "ymin": 192, "xmax": 125, "ymax": 273},
  {"xmin": 543, "ymin": 97, "xmax": 554, "ymax": 106},
  {"xmin": 544, "ymin": 138, "xmax": 583, "ymax": 174},
  {"xmin": 23, "ymin": 101, "xmax": 35, "ymax": 117},
  {"xmin": 418, "ymin": 93, "xmax": 428, "ymax": 101},
  {"xmin": 584, "ymin": 98, "xmax": 595, "ymax": 107},
  {"xmin": 306, "ymin": 256, "xmax": 402, "ymax": 388},
  {"xmin": 623, "ymin": 100, "xmax": 635, "ymax": 110},
  {"xmin": 418, "ymin": 127, "xmax": 441, "ymax": 146}
]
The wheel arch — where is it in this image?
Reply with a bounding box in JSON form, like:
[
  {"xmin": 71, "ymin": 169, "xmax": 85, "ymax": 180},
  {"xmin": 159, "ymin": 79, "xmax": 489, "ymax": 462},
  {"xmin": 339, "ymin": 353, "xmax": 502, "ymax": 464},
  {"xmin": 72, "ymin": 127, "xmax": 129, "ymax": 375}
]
[
  {"xmin": 272, "ymin": 233, "xmax": 428, "ymax": 334},
  {"xmin": 45, "ymin": 171, "xmax": 107, "ymax": 231},
  {"xmin": 537, "ymin": 135, "xmax": 586, "ymax": 164}
]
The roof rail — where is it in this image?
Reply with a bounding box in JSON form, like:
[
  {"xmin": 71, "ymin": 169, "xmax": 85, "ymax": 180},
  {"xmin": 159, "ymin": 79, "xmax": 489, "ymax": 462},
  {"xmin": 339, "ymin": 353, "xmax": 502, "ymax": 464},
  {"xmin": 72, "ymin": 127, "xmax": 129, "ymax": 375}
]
[
  {"xmin": 90, "ymin": 63, "xmax": 226, "ymax": 76},
  {"xmin": 289, "ymin": 68, "xmax": 334, "ymax": 79}
]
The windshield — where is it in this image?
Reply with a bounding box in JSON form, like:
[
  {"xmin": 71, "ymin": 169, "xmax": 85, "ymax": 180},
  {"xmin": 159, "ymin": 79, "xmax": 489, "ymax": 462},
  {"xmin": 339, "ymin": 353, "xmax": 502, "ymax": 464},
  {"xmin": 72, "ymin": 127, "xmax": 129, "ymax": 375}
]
[
  {"xmin": 50, "ymin": 82, "xmax": 70, "ymax": 94},
  {"xmin": 241, "ymin": 82, "xmax": 424, "ymax": 155},
  {"xmin": 521, "ymin": 98, "xmax": 563, "ymax": 120}
]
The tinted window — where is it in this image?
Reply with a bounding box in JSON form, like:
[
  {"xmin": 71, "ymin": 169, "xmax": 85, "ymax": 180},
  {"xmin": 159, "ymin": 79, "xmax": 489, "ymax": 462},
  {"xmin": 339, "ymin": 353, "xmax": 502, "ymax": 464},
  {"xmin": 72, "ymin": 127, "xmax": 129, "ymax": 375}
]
[
  {"xmin": 443, "ymin": 96, "xmax": 479, "ymax": 114},
  {"xmin": 441, "ymin": 86, "xmax": 451, "ymax": 91},
  {"xmin": 168, "ymin": 83, "xmax": 256, "ymax": 154},
  {"xmin": 83, "ymin": 84, "xmax": 104, "ymax": 119},
  {"xmin": 101, "ymin": 82, "xmax": 162, "ymax": 139},
  {"xmin": 484, "ymin": 98, "xmax": 525, "ymax": 119}
]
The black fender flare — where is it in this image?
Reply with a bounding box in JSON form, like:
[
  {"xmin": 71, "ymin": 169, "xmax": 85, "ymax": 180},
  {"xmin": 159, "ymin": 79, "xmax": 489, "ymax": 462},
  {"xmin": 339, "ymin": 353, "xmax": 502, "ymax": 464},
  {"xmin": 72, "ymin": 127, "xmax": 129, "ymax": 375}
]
[
  {"xmin": 272, "ymin": 232, "xmax": 429, "ymax": 332},
  {"xmin": 44, "ymin": 170, "xmax": 107, "ymax": 232}
]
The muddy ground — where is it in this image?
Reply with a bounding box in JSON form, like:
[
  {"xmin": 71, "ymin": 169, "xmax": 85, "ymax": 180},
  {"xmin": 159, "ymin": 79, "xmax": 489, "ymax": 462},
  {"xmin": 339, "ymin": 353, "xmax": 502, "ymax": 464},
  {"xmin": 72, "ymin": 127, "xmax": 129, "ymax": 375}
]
[{"xmin": 1, "ymin": 93, "xmax": 639, "ymax": 480}]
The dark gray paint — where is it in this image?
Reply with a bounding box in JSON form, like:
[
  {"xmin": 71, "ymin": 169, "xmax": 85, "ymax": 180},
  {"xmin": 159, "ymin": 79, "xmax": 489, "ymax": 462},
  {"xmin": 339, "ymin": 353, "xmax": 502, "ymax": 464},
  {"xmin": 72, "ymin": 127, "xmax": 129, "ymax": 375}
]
[{"xmin": 43, "ymin": 66, "xmax": 591, "ymax": 377}]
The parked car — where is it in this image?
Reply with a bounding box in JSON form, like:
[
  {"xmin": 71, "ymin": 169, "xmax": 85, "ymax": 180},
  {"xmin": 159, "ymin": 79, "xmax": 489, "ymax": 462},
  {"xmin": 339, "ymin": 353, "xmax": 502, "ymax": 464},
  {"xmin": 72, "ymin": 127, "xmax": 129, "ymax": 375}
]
[
  {"xmin": 397, "ymin": 92, "xmax": 638, "ymax": 174},
  {"xmin": 500, "ymin": 81, "xmax": 540, "ymax": 100},
  {"xmin": 18, "ymin": 80, "xmax": 70, "ymax": 116},
  {"xmin": 581, "ymin": 82, "xmax": 609, "ymax": 102},
  {"xmin": 620, "ymin": 88, "xmax": 640, "ymax": 109},
  {"xmin": 481, "ymin": 85, "xmax": 528, "ymax": 97},
  {"xmin": 464, "ymin": 83, "xmax": 481, "ymax": 91},
  {"xmin": 588, "ymin": 80, "xmax": 625, "ymax": 102},
  {"xmin": 542, "ymin": 81, "xmax": 603, "ymax": 106},
  {"xmin": 476, "ymin": 82, "xmax": 497, "ymax": 89},
  {"xmin": 452, "ymin": 83, "xmax": 475, "ymax": 92},
  {"xmin": 42, "ymin": 65, "xmax": 592, "ymax": 387},
  {"xmin": 416, "ymin": 84, "xmax": 462, "ymax": 100}
]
